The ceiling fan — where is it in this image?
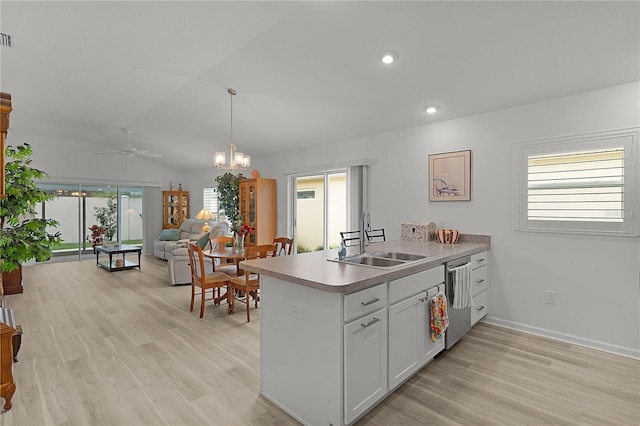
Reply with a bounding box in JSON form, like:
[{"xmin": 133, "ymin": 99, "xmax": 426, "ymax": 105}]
[{"xmin": 97, "ymin": 129, "xmax": 162, "ymax": 159}]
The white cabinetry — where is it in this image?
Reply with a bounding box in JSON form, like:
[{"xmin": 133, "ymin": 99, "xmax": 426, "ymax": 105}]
[
  {"xmin": 471, "ymin": 251, "xmax": 488, "ymax": 325},
  {"xmin": 388, "ymin": 267, "xmax": 444, "ymax": 390},
  {"xmin": 260, "ymin": 262, "xmax": 454, "ymax": 426},
  {"xmin": 344, "ymin": 307, "xmax": 387, "ymax": 424},
  {"xmin": 343, "ymin": 283, "xmax": 388, "ymax": 424}
]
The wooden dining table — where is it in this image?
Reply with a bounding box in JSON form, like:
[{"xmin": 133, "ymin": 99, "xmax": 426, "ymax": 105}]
[{"xmin": 203, "ymin": 246, "xmax": 247, "ymax": 276}]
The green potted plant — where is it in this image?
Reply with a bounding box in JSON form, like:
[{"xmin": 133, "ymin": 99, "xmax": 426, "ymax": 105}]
[
  {"xmin": 0, "ymin": 143, "xmax": 62, "ymax": 294},
  {"xmin": 215, "ymin": 171, "xmax": 245, "ymax": 223},
  {"xmin": 94, "ymin": 193, "xmax": 117, "ymax": 242}
]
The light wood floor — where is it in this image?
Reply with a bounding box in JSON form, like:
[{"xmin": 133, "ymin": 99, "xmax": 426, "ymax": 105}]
[{"xmin": 1, "ymin": 256, "xmax": 638, "ymax": 425}]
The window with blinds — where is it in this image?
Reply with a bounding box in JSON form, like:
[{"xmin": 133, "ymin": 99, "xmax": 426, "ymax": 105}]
[
  {"xmin": 515, "ymin": 128, "xmax": 638, "ymax": 236},
  {"xmin": 203, "ymin": 187, "xmax": 219, "ymax": 221},
  {"xmin": 528, "ymin": 148, "xmax": 624, "ymax": 222}
]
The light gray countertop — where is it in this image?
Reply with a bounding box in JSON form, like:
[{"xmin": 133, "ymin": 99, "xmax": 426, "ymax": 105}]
[{"xmin": 241, "ymin": 235, "xmax": 490, "ymax": 294}]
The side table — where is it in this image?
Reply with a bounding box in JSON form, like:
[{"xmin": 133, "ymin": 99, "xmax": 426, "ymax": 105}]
[{"xmin": 96, "ymin": 244, "xmax": 142, "ymax": 272}]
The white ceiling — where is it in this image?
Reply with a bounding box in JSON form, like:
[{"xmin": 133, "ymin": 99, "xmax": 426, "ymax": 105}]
[{"xmin": 1, "ymin": 1, "xmax": 638, "ymax": 173}]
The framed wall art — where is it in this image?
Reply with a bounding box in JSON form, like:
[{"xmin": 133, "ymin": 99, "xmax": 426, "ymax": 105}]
[{"xmin": 429, "ymin": 149, "xmax": 471, "ymax": 201}]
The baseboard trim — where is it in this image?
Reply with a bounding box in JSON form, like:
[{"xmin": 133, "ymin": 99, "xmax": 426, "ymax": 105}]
[{"xmin": 483, "ymin": 316, "xmax": 640, "ymax": 360}]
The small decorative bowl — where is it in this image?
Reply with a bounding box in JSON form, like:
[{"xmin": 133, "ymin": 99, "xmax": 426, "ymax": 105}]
[{"xmin": 436, "ymin": 229, "xmax": 460, "ymax": 244}]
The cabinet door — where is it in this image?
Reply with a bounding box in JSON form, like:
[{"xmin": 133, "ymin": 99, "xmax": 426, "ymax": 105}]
[
  {"xmin": 389, "ymin": 291, "xmax": 445, "ymax": 390},
  {"xmin": 180, "ymin": 193, "xmax": 189, "ymax": 221},
  {"xmin": 344, "ymin": 308, "xmax": 387, "ymax": 425},
  {"xmin": 389, "ymin": 293, "xmax": 424, "ymax": 389},
  {"xmin": 239, "ymin": 180, "xmax": 256, "ymax": 244}
]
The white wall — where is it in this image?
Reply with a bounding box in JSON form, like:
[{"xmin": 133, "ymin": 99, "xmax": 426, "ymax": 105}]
[{"xmin": 250, "ymin": 82, "xmax": 640, "ymax": 358}]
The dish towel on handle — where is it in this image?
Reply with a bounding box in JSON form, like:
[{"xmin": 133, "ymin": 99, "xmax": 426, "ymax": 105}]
[
  {"xmin": 452, "ymin": 262, "xmax": 472, "ymax": 309},
  {"xmin": 430, "ymin": 292, "xmax": 449, "ymax": 342}
]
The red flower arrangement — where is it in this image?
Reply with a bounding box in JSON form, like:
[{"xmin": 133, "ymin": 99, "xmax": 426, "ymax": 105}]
[
  {"xmin": 236, "ymin": 223, "xmax": 253, "ymax": 237},
  {"xmin": 87, "ymin": 224, "xmax": 106, "ymax": 250}
]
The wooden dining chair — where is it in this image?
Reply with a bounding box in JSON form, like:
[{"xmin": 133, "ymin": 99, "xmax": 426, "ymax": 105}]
[
  {"xmin": 209, "ymin": 236, "xmax": 238, "ymax": 276},
  {"xmin": 230, "ymin": 244, "xmax": 277, "ymax": 322},
  {"xmin": 273, "ymin": 237, "xmax": 293, "ymax": 256},
  {"xmin": 187, "ymin": 243, "xmax": 233, "ymax": 318}
]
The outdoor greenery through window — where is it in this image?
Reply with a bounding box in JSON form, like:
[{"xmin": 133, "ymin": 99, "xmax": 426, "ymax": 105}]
[
  {"xmin": 515, "ymin": 128, "xmax": 638, "ymax": 236},
  {"xmin": 37, "ymin": 183, "xmax": 143, "ymax": 258}
]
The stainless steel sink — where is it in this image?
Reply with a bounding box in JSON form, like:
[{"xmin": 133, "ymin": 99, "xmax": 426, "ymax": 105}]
[
  {"xmin": 329, "ymin": 251, "xmax": 434, "ymax": 268},
  {"xmin": 343, "ymin": 256, "xmax": 405, "ymax": 267},
  {"xmin": 376, "ymin": 252, "xmax": 428, "ymax": 261}
]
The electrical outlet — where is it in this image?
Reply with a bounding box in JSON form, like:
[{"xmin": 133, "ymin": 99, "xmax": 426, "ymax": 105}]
[
  {"xmin": 545, "ymin": 290, "xmax": 557, "ymax": 305},
  {"xmin": 289, "ymin": 304, "xmax": 302, "ymax": 319}
]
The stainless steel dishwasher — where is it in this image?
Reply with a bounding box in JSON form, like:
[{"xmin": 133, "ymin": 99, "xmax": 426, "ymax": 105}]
[{"xmin": 444, "ymin": 255, "xmax": 471, "ymax": 349}]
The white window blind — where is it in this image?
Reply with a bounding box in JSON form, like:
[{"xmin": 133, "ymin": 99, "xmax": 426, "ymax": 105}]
[
  {"xmin": 203, "ymin": 187, "xmax": 219, "ymax": 221},
  {"xmin": 528, "ymin": 148, "xmax": 624, "ymax": 222},
  {"xmin": 515, "ymin": 128, "xmax": 638, "ymax": 236}
]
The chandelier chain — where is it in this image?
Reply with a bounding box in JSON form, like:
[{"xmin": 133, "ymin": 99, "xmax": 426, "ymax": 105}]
[{"xmin": 215, "ymin": 88, "xmax": 249, "ymax": 171}]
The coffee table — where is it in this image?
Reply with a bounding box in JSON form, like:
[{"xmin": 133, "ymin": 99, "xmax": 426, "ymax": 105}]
[{"xmin": 95, "ymin": 244, "xmax": 142, "ymax": 272}]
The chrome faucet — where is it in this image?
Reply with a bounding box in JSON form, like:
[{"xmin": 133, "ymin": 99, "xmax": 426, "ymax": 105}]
[{"xmin": 360, "ymin": 209, "xmax": 370, "ymax": 254}]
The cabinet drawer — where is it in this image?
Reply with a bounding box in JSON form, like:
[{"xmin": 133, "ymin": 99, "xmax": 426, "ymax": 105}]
[
  {"xmin": 470, "ymin": 251, "xmax": 488, "ymax": 270},
  {"xmin": 471, "ymin": 266, "xmax": 487, "ymax": 298},
  {"xmin": 344, "ymin": 283, "xmax": 387, "ymax": 322},
  {"xmin": 389, "ymin": 265, "xmax": 444, "ymax": 304},
  {"xmin": 471, "ymin": 290, "xmax": 488, "ymax": 325}
]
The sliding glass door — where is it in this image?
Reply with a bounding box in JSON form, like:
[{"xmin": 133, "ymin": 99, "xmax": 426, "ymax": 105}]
[
  {"xmin": 293, "ymin": 171, "xmax": 347, "ymax": 253},
  {"xmin": 37, "ymin": 183, "xmax": 143, "ymax": 260}
]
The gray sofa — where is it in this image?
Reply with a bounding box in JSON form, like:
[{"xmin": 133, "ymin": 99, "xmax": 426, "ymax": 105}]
[
  {"xmin": 153, "ymin": 219, "xmax": 229, "ymax": 285},
  {"xmin": 153, "ymin": 219, "xmax": 212, "ymax": 260}
]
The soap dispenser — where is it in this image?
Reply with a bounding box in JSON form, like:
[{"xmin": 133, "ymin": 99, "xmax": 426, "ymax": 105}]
[{"xmin": 338, "ymin": 241, "xmax": 347, "ymax": 261}]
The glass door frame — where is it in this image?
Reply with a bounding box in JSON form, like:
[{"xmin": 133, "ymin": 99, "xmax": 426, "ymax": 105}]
[
  {"xmin": 288, "ymin": 166, "xmax": 364, "ymax": 253},
  {"xmin": 37, "ymin": 182, "xmax": 144, "ymax": 261}
]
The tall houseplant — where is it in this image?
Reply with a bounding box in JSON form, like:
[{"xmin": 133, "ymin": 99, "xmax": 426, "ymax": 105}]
[
  {"xmin": 215, "ymin": 172, "xmax": 245, "ymax": 224},
  {"xmin": 94, "ymin": 193, "xmax": 117, "ymax": 241},
  {"xmin": 0, "ymin": 143, "xmax": 62, "ymax": 294}
]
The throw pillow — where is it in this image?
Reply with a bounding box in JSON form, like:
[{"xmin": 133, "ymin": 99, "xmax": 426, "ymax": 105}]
[
  {"xmin": 158, "ymin": 228, "xmax": 181, "ymax": 241},
  {"xmin": 196, "ymin": 232, "xmax": 210, "ymax": 249}
]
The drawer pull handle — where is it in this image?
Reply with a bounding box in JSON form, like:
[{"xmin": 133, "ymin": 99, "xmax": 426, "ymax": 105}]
[
  {"xmin": 361, "ymin": 317, "xmax": 380, "ymax": 329},
  {"xmin": 477, "ymin": 258, "xmax": 485, "ymax": 263},
  {"xmin": 476, "ymin": 305, "xmax": 485, "ymax": 312},
  {"xmin": 476, "ymin": 278, "xmax": 485, "ymax": 284},
  {"xmin": 361, "ymin": 297, "xmax": 380, "ymax": 306},
  {"xmin": 419, "ymin": 297, "xmax": 428, "ymax": 303}
]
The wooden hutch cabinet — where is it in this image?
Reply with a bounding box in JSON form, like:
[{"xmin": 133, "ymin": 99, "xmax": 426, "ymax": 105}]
[
  {"xmin": 239, "ymin": 178, "xmax": 276, "ymax": 246},
  {"xmin": 162, "ymin": 190, "xmax": 189, "ymax": 229}
]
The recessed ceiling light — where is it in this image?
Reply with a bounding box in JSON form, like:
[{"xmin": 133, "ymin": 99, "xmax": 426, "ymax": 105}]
[
  {"xmin": 425, "ymin": 105, "xmax": 440, "ymax": 114},
  {"xmin": 380, "ymin": 50, "xmax": 398, "ymax": 65}
]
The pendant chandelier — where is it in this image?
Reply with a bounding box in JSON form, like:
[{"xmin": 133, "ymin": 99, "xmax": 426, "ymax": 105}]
[{"xmin": 215, "ymin": 88, "xmax": 250, "ymax": 171}]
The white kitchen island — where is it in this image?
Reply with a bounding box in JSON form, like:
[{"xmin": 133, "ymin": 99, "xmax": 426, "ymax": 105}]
[{"xmin": 241, "ymin": 237, "xmax": 490, "ymax": 426}]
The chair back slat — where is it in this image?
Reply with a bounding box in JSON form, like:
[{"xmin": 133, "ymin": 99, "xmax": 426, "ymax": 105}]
[
  {"xmin": 187, "ymin": 243, "xmax": 206, "ymax": 283},
  {"xmin": 245, "ymin": 244, "xmax": 278, "ymax": 260},
  {"xmin": 210, "ymin": 236, "xmax": 233, "ymax": 251},
  {"xmin": 273, "ymin": 237, "xmax": 293, "ymax": 256}
]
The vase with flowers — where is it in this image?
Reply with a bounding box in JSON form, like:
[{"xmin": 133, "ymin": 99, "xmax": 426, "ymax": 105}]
[{"xmin": 232, "ymin": 219, "xmax": 252, "ymax": 252}]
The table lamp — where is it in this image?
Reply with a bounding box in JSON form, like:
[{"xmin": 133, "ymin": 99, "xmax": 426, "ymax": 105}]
[{"xmin": 195, "ymin": 209, "xmax": 215, "ymax": 233}]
